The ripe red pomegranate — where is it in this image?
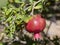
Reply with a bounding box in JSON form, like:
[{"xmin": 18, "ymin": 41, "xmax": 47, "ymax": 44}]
[{"xmin": 26, "ymin": 14, "xmax": 46, "ymax": 40}]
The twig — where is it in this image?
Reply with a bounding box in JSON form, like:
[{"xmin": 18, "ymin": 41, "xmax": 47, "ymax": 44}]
[{"xmin": 30, "ymin": 0, "xmax": 42, "ymax": 15}]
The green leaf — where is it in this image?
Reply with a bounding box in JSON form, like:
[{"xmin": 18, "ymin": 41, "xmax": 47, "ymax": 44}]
[
  {"xmin": 6, "ymin": 8, "xmax": 12, "ymax": 15},
  {"xmin": 15, "ymin": 0, "xmax": 20, "ymax": 3},
  {"xmin": 16, "ymin": 14, "xmax": 23, "ymax": 19},
  {"xmin": 34, "ymin": 5, "xmax": 43, "ymax": 9},
  {"xmin": 15, "ymin": 14, "xmax": 24, "ymax": 25},
  {"xmin": 15, "ymin": 20, "xmax": 21, "ymax": 25},
  {"xmin": 20, "ymin": 3, "xmax": 25, "ymax": 7},
  {"xmin": 8, "ymin": 23, "xmax": 15, "ymax": 38},
  {"xmin": 15, "ymin": 18, "xmax": 23, "ymax": 25},
  {"xmin": 29, "ymin": 0, "xmax": 33, "ymax": 3},
  {"xmin": 23, "ymin": 15, "xmax": 32, "ymax": 23},
  {"xmin": 2, "ymin": 7, "xmax": 7, "ymax": 13},
  {"xmin": 28, "ymin": 6, "xmax": 32, "ymax": 11},
  {"xmin": 5, "ymin": 16, "xmax": 12, "ymax": 23}
]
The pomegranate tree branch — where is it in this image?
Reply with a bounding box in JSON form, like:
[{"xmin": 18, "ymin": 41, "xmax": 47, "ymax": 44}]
[{"xmin": 30, "ymin": 0, "xmax": 42, "ymax": 15}]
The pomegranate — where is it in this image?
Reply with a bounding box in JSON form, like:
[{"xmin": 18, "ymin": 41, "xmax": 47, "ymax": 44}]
[{"xmin": 26, "ymin": 14, "xmax": 46, "ymax": 40}]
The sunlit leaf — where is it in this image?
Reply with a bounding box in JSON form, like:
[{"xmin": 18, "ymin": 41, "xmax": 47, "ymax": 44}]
[
  {"xmin": 34, "ymin": 5, "xmax": 43, "ymax": 9},
  {"xmin": 28, "ymin": 6, "xmax": 32, "ymax": 11},
  {"xmin": 16, "ymin": 14, "xmax": 23, "ymax": 19},
  {"xmin": 23, "ymin": 15, "xmax": 32, "ymax": 23},
  {"xmin": 5, "ymin": 8, "xmax": 12, "ymax": 15},
  {"xmin": 5, "ymin": 16, "xmax": 12, "ymax": 23},
  {"xmin": 29, "ymin": 0, "xmax": 33, "ymax": 3},
  {"xmin": 15, "ymin": 0, "xmax": 21, "ymax": 3}
]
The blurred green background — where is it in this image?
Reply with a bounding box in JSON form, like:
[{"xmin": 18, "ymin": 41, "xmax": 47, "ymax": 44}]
[{"xmin": 0, "ymin": 0, "xmax": 7, "ymax": 8}]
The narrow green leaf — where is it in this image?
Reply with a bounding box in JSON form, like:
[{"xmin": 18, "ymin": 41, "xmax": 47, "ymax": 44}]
[
  {"xmin": 5, "ymin": 16, "xmax": 12, "ymax": 23},
  {"xmin": 6, "ymin": 8, "xmax": 12, "ymax": 15},
  {"xmin": 28, "ymin": 6, "xmax": 32, "ymax": 11},
  {"xmin": 34, "ymin": 5, "xmax": 43, "ymax": 9},
  {"xmin": 16, "ymin": 14, "xmax": 23, "ymax": 19}
]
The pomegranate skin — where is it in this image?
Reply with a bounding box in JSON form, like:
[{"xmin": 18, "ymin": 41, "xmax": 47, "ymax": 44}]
[{"xmin": 26, "ymin": 15, "xmax": 46, "ymax": 33}]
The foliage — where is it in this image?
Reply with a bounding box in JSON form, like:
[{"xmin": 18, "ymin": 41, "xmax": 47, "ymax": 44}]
[
  {"xmin": 0, "ymin": 0, "xmax": 60, "ymax": 45},
  {"xmin": 0, "ymin": 0, "xmax": 46, "ymax": 39}
]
